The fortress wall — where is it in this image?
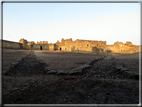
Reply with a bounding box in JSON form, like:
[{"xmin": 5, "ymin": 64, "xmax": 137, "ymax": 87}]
[
  {"xmin": 26, "ymin": 45, "xmax": 31, "ymax": 50},
  {"xmin": 106, "ymin": 43, "xmax": 139, "ymax": 53},
  {"xmin": 3, "ymin": 38, "xmax": 139, "ymax": 53},
  {"xmin": 2, "ymin": 40, "xmax": 22, "ymax": 49},
  {"xmin": 75, "ymin": 40, "xmax": 92, "ymax": 51},
  {"xmin": 92, "ymin": 47, "xmax": 108, "ymax": 54},
  {"xmin": 49, "ymin": 44, "xmax": 55, "ymax": 50},
  {"xmin": 65, "ymin": 41, "xmax": 76, "ymax": 51},
  {"xmin": 54, "ymin": 44, "xmax": 59, "ymax": 50},
  {"xmin": 19, "ymin": 39, "xmax": 27, "ymax": 49},
  {"xmin": 37, "ymin": 41, "xmax": 48, "ymax": 44},
  {"xmin": 106, "ymin": 45, "xmax": 119, "ymax": 53},
  {"xmin": 90, "ymin": 41, "xmax": 106, "ymax": 49},
  {"xmin": 56, "ymin": 42, "xmax": 65, "ymax": 47},
  {"xmin": 31, "ymin": 44, "xmax": 49, "ymax": 50},
  {"xmin": 127, "ymin": 46, "xmax": 139, "ymax": 53},
  {"xmin": 75, "ymin": 40, "xmax": 106, "ymax": 51}
]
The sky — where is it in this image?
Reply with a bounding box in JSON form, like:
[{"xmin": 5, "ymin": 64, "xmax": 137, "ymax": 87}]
[{"xmin": 3, "ymin": 2, "xmax": 140, "ymax": 45}]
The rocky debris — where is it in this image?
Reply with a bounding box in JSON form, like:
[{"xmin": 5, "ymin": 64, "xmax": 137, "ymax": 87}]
[
  {"xmin": 123, "ymin": 71, "xmax": 139, "ymax": 80},
  {"xmin": 83, "ymin": 55, "xmax": 129, "ymax": 79},
  {"xmin": 114, "ymin": 58, "xmax": 139, "ymax": 80},
  {"xmin": 2, "ymin": 65, "xmax": 11, "ymax": 74},
  {"xmin": 2, "ymin": 78, "xmax": 139, "ymax": 104},
  {"xmin": 44, "ymin": 57, "xmax": 104, "ymax": 75},
  {"xmin": 57, "ymin": 70, "xmax": 68, "ymax": 75},
  {"xmin": 2, "ymin": 53, "xmax": 31, "ymax": 75},
  {"xmin": 86, "ymin": 60, "xmax": 94, "ymax": 65},
  {"xmin": 5, "ymin": 51, "xmax": 46, "ymax": 77},
  {"xmin": 120, "ymin": 67, "xmax": 129, "ymax": 72},
  {"xmin": 36, "ymin": 57, "xmax": 39, "ymax": 60},
  {"xmin": 69, "ymin": 57, "xmax": 106, "ymax": 75},
  {"xmin": 115, "ymin": 60, "xmax": 124, "ymax": 70},
  {"xmin": 11, "ymin": 62, "xmax": 19, "ymax": 67},
  {"xmin": 44, "ymin": 67, "xmax": 51, "ymax": 71},
  {"xmin": 69, "ymin": 64, "xmax": 90, "ymax": 75},
  {"xmin": 2, "ymin": 52, "xmax": 139, "ymax": 104},
  {"xmin": 47, "ymin": 70, "xmax": 57, "ymax": 74},
  {"xmin": 23, "ymin": 83, "xmax": 29, "ymax": 87},
  {"xmin": 15, "ymin": 58, "xmax": 23, "ymax": 62}
]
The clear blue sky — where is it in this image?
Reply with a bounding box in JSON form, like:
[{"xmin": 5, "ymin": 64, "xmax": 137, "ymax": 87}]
[{"xmin": 3, "ymin": 2, "xmax": 140, "ymax": 45}]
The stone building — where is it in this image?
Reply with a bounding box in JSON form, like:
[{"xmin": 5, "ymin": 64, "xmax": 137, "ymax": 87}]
[
  {"xmin": 1, "ymin": 38, "xmax": 140, "ymax": 53},
  {"xmin": 17, "ymin": 38, "xmax": 140, "ymax": 53}
]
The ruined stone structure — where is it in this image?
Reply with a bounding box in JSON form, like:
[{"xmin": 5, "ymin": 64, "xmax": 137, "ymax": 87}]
[
  {"xmin": 2, "ymin": 40, "xmax": 23, "ymax": 49},
  {"xmin": 37, "ymin": 41, "xmax": 48, "ymax": 44},
  {"xmin": 1, "ymin": 38, "xmax": 140, "ymax": 53}
]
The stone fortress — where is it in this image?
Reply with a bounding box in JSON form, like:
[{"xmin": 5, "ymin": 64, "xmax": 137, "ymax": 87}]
[{"xmin": 2, "ymin": 38, "xmax": 140, "ymax": 53}]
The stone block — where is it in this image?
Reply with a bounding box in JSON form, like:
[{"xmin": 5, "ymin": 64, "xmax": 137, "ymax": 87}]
[
  {"xmin": 86, "ymin": 61, "xmax": 93, "ymax": 65},
  {"xmin": 123, "ymin": 71, "xmax": 139, "ymax": 80},
  {"xmin": 44, "ymin": 67, "xmax": 51, "ymax": 71},
  {"xmin": 47, "ymin": 70, "xmax": 57, "ymax": 74},
  {"xmin": 120, "ymin": 68, "xmax": 129, "ymax": 72},
  {"xmin": 11, "ymin": 62, "xmax": 19, "ymax": 65},
  {"xmin": 82, "ymin": 64, "xmax": 90, "ymax": 68},
  {"xmin": 69, "ymin": 67, "xmax": 82, "ymax": 75},
  {"xmin": 115, "ymin": 60, "xmax": 124, "ymax": 70},
  {"xmin": 57, "ymin": 70, "xmax": 68, "ymax": 75},
  {"xmin": 130, "ymin": 72, "xmax": 139, "ymax": 80},
  {"xmin": 39, "ymin": 61, "xmax": 45, "ymax": 64},
  {"xmin": 69, "ymin": 64, "xmax": 90, "ymax": 75},
  {"xmin": 15, "ymin": 58, "xmax": 22, "ymax": 62},
  {"xmin": 11, "ymin": 62, "xmax": 19, "ymax": 67},
  {"xmin": 116, "ymin": 66, "xmax": 123, "ymax": 70}
]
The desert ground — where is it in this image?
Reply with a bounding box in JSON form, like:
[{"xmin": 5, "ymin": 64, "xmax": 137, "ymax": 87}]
[{"xmin": 2, "ymin": 49, "xmax": 140, "ymax": 105}]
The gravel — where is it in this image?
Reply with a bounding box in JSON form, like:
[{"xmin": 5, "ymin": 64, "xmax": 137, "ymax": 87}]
[
  {"xmin": 82, "ymin": 55, "xmax": 131, "ymax": 79},
  {"xmin": 5, "ymin": 51, "xmax": 46, "ymax": 77}
]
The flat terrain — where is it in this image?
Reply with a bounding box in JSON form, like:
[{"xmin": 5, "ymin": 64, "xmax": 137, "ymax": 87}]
[
  {"xmin": 112, "ymin": 53, "xmax": 139, "ymax": 73},
  {"xmin": 34, "ymin": 50, "xmax": 104, "ymax": 72},
  {"xmin": 2, "ymin": 50, "xmax": 140, "ymax": 105},
  {"xmin": 2, "ymin": 49, "xmax": 30, "ymax": 68}
]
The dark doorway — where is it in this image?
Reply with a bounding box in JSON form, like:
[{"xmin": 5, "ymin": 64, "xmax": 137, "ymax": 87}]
[
  {"xmin": 60, "ymin": 47, "xmax": 61, "ymax": 50},
  {"xmin": 40, "ymin": 46, "xmax": 42, "ymax": 50}
]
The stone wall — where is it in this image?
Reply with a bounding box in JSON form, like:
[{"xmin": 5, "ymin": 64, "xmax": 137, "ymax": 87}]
[
  {"xmin": 55, "ymin": 39, "xmax": 107, "ymax": 52},
  {"xmin": 30, "ymin": 44, "xmax": 49, "ymax": 50},
  {"xmin": 19, "ymin": 39, "xmax": 27, "ymax": 49},
  {"xmin": 92, "ymin": 47, "xmax": 111, "ymax": 54},
  {"xmin": 37, "ymin": 41, "xmax": 48, "ymax": 44},
  {"xmin": 49, "ymin": 44, "xmax": 55, "ymax": 51},
  {"xmin": 2, "ymin": 40, "xmax": 22, "ymax": 49},
  {"xmin": 106, "ymin": 41, "xmax": 139, "ymax": 53},
  {"xmin": 2, "ymin": 38, "xmax": 140, "ymax": 54}
]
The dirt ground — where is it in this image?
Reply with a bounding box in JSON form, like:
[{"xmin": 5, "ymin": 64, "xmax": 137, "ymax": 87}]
[
  {"xmin": 2, "ymin": 50, "xmax": 140, "ymax": 105},
  {"xmin": 34, "ymin": 50, "xmax": 105, "ymax": 72},
  {"xmin": 112, "ymin": 53, "xmax": 140, "ymax": 73},
  {"xmin": 2, "ymin": 49, "xmax": 30, "ymax": 67}
]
